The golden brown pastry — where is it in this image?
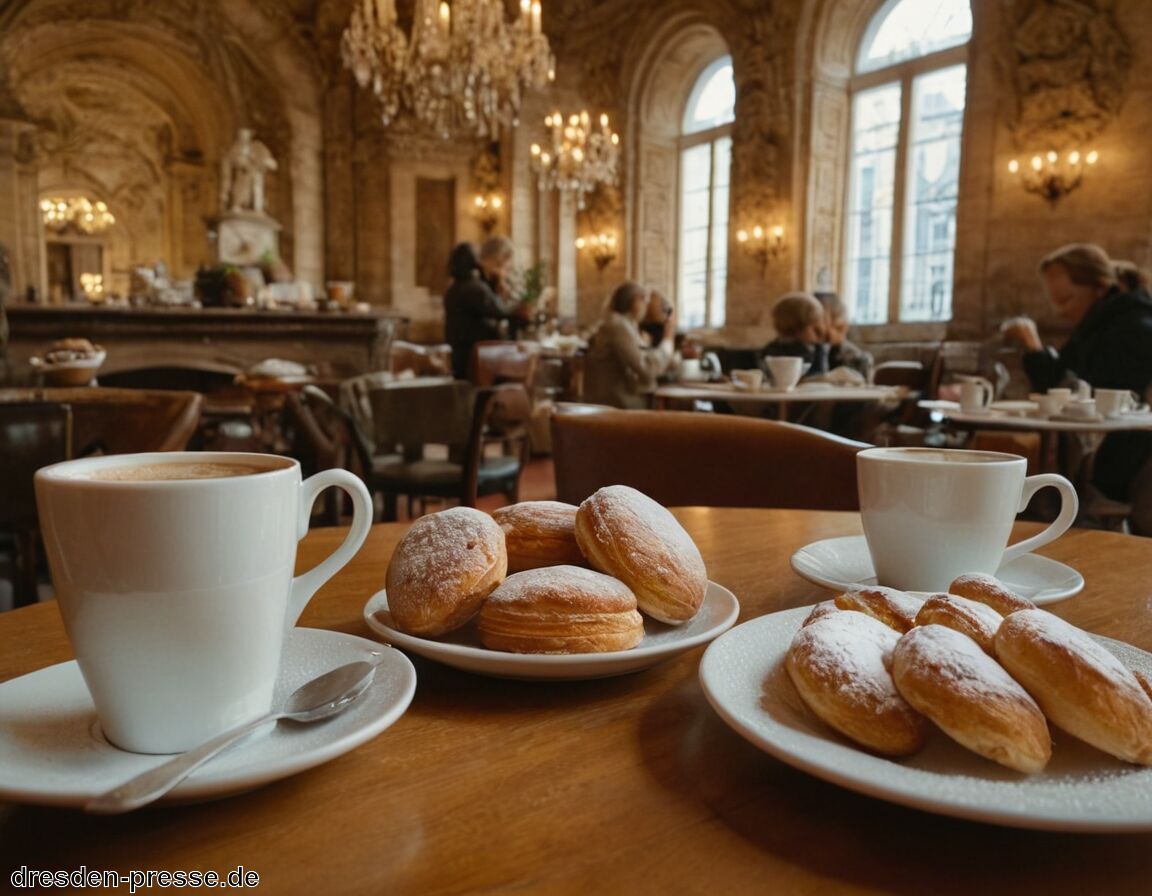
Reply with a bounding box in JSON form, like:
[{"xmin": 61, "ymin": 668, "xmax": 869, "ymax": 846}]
[
  {"xmin": 385, "ymin": 507, "xmax": 507, "ymax": 637},
  {"xmin": 802, "ymin": 600, "xmax": 840, "ymax": 627},
  {"xmin": 948, "ymin": 573, "xmax": 1035, "ymax": 616},
  {"xmin": 477, "ymin": 565, "xmax": 644, "ymax": 654},
  {"xmin": 995, "ymin": 609, "xmax": 1152, "ymax": 765},
  {"xmin": 491, "ymin": 501, "xmax": 586, "ymax": 573},
  {"xmin": 574, "ymin": 485, "xmax": 707, "ymax": 625},
  {"xmin": 786, "ymin": 612, "xmax": 928, "ymax": 757},
  {"xmin": 914, "ymin": 593, "xmax": 1003, "ymax": 655},
  {"xmin": 892, "ymin": 624, "xmax": 1051, "ymax": 773},
  {"xmin": 834, "ymin": 586, "xmax": 922, "ymax": 633}
]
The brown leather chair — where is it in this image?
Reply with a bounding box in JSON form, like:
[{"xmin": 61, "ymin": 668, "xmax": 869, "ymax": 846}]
[
  {"xmin": 551, "ymin": 407, "xmax": 869, "ymax": 509},
  {"xmin": 0, "ymin": 402, "xmax": 72, "ymax": 607}
]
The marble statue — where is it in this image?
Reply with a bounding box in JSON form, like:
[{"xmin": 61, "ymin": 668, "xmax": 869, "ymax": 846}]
[{"xmin": 220, "ymin": 128, "xmax": 277, "ymax": 214}]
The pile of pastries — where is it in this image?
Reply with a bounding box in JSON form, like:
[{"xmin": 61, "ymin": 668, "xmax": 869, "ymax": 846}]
[
  {"xmin": 384, "ymin": 485, "xmax": 708, "ymax": 654},
  {"xmin": 786, "ymin": 573, "xmax": 1152, "ymax": 772}
]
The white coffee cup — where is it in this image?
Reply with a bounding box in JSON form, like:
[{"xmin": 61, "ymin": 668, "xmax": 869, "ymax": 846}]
[
  {"xmin": 765, "ymin": 356, "xmax": 805, "ymax": 391},
  {"xmin": 1046, "ymin": 387, "xmax": 1072, "ymax": 403},
  {"xmin": 35, "ymin": 452, "xmax": 373, "ymax": 754},
  {"xmin": 1095, "ymin": 388, "xmax": 1140, "ymax": 418},
  {"xmin": 958, "ymin": 376, "xmax": 993, "ymax": 413},
  {"xmin": 1029, "ymin": 392, "xmax": 1064, "ymax": 417},
  {"xmin": 678, "ymin": 358, "xmax": 702, "ymax": 382},
  {"xmin": 1062, "ymin": 398, "xmax": 1098, "ymax": 420},
  {"xmin": 857, "ymin": 447, "xmax": 1078, "ymax": 593},
  {"xmin": 731, "ymin": 368, "xmax": 764, "ymax": 391}
]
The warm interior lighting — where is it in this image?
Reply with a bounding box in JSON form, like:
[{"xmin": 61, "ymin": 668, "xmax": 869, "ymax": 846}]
[
  {"xmin": 736, "ymin": 222, "xmax": 785, "ymax": 277},
  {"xmin": 576, "ymin": 232, "xmax": 617, "ymax": 271},
  {"xmin": 341, "ymin": 0, "xmax": 554, "ymax": 139},
  {"xmin": 471, "ymin": 191, "xmax": 505, "ymax": 234},
  {"xmin": 1007, "ymin": 148, "xmax": 1098, "ymax": 205},
  {"xmin": 530, "ymin": 109, "xmax": 620, "ymax": 209},
  {"xmin": 40, "ymin": 196, "xmax": 116, "ymax": 234}
]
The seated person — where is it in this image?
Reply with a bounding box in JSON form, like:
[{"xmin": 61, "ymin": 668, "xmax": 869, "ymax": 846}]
[
  {"xmin": 1002, "ymin": 242, "xmax": 1152, "ymax": 534},
  {"xmin": 583, "ymin": 281, "xmax": 676, "ymax": 409},
  {"xmin": 815, "ymin": 291, "xmax": 873, "ymax": 381},
  {"xmin": 758, "ymin": 291, "xmax": 830, "ymax": 376}
]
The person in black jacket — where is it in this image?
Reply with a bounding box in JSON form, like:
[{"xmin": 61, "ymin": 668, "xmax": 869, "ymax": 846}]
[
  {"xmin": 443, "ymin": 238, "xmax": 518, "ymax": 380},
  {"xmin": 1002, "ymin": 242, "xmax": 1152, "ymax": 533}
]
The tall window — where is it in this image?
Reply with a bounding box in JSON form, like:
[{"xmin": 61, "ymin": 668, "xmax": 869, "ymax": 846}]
[
  {"xmin": 844, "ymin": 0, "xmax": 971, "ymax": 325},
  {"xmin": 678, "ymin": 57, "xmax": 734, "ymax": 329}
]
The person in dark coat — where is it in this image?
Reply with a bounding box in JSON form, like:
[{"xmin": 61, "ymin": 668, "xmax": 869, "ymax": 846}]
[{"xmin": 443, "ymin": 238, "xmax": 518, "ymax": 380}]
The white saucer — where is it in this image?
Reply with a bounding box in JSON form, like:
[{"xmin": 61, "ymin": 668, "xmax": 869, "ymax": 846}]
[
  {"xmin": 700, "ymin": 607, "xmax": 1152, "ymax": 831},
  {"xmin": 789, "ymin": 535, "xmax": 1083, "ymax": 604},
  {"xmin": 0, "ymin": 628, "xmax": 416, "ymax": 809},
  {"xmin": 363, "ymin": 581, "xmax": 740, "ymax": 680},
  {"xmin": 989, "ymin": 400, "xmax": 1039, "ymax": 415},
  {"xmin": 917, "ymin": 399, "xmax": 960, "ymax": 412}
]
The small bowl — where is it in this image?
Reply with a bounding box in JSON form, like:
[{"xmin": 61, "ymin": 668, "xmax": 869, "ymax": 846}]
[{"xmin": 32, "ymin": 350, "xmax": 107, "ymax": 387}]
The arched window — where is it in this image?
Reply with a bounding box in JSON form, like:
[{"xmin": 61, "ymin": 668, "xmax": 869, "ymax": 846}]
[
  {"xmin": 844, "ymin": 0, "xmax": 971, "ymax": 325},
  {"xmin": 678, "ymin": 56, "xmax": 734, "ymax": 329}
]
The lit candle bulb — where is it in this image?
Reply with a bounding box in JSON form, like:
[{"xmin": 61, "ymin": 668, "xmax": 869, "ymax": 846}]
[
  {"xmin": 736, "ymin": 229, "xmax": 749, "ymax": 242},
  {"xmin": 491, "ymin": 196, "xmax": 503, "ymax": 210},
  {"xmin": 600, "ymin": 113, "xmax": 609, "ymax": 128},
  {"xmin": 1046, "ymin": 150, "xmax": 1057, "ymax": 164},
  {"xmin": 531, "ymin": 0, "xmax": 541, "ymax": 34},
  {"xmin": 575, "ymin": 237, "xmax": 586, "ymax": 249},
  {"xmin": 1030, "ymin": 156, "xmax": 1043, "ymax": 171},
  {"xmin": 770, "ymin": 225, "xmax": 784, "ymax": 241},
  {"xmin": 1008, "ymin": 159, "xmax": 1019, "ymax": 173},
  {"xmin": 1086, "ymin": 150, "xmax": 1099, "ymax": 165},
  {"xmin": 1068, "ymin": 150, "xmax": 1080, "ymax": 166},
  {"xmin": 438, "ymin": 1, "xmax": 450, "ymax": 35},
  {"xmin": 752, "ymin": 225, "xmax": 764, "ymax": 239}
]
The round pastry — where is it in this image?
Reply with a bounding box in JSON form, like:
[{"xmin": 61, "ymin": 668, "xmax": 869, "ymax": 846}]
[
  {"xmin": 477, "ymin": 565, "xmax": 644, "ymax": 654},
  {"xmin": 385, "ymin": 506, "xmax": 507, "ymax": 637},
  {"xmin": 834, "ymin": 586, "xmax": 922, "ymax": 633},
  {"xmin": 948, "ymin": 573, "xmax": 1035, "ymax": 616},
  {"xmin": 995, "ymin": 609, "xmax": 1152, "ymax": 765},
  {"xmin": 786, "ymin": 612, "xmax": 928, "ymax": 757},
  {"xmin": 574, "ymin": 485, "xmax": 707, "ymax": 624},
  {"xmin": 491, "ymin": 501, "xmax": 586, "ymax": 573},
  {"xmin": 892, "ymin": 624, "xmax": 1051, "ymax": 773},
  {"xmin": 802, "ymin": 600, "xmax": 840, "ymax": 627},
  {"xmin": 914, "ymin": 593, "xmax": 1003, "ymax": 656}
]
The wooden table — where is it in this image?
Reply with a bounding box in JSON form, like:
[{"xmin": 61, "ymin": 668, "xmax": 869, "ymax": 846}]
[
  {"xmin": 654, "ymin": 382, "xmax": 908, "ymax": 420},
  {"xmin": 2, "ymin": 509, "xmax": 1152, "ymax": 893}
]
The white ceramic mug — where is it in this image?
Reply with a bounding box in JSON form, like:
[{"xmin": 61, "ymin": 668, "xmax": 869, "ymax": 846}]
[
  {"xmin": 731, "ymin": 368, "xmax": 764, "ymax": 391},
  {"xmin": 1062, "ymin": 398, "xmax": 1098, "ymax": 420},
  {"xmin": 1029, "ymin": 392, "xmax": 1064, "ymax": 417},
  {"xmin": 678, "ymin": 358, "xmax": 702, "ymax": 382},
  {"xmin": 857, "ymin": 447, "xmax": 1078, "ymax": 593},
  {"xmin": 958, "ymin": 376, "xmax": 993, "ymax": 413},
  {"xmin": 765, "ymin": 356, "xmax": 805, "ymax": 391},
  {"xmin": 35, "ymin": 452, "xmax": 373, "ymax": 754},
  {"xmin": 1095, "ymin": 388, "xmax": 1140, "ymax": 418}
]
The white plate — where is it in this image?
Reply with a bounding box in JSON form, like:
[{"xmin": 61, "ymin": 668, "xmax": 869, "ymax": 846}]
[
  {"xmin": 363, "ymin": 581, "xmax": 740, "ymax": 680},
  {"xmin": 789, "ymin": 535, "xmax": 1084, "ymax": 604},
  {"xmin": 989, "ymin": 400, "xmax": 1039, "ymax": 415},
  {"xmin": 0, "ymin": 628, "xmax": 416, "ymax": 809},
  {"xmin": 699, "ymin": 607, "xmax": 1152, "ymax": 831},
  {"xmin": 917, "ymin": 399, "xmax": 960, "ymax": 412}
]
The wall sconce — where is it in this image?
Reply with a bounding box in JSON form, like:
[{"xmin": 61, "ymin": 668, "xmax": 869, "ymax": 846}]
[
  {"xmin": 575, "ymin": 232, "xmax": 617, "ymax": 271},
  {"xmin": 1007, "ymin": 149, "xmax": 1098, "ymax": 206},
  {"xmin": 735, "ymin": 224, "xmax": 784, "ymax": 277},
  {"xmin": 471, "ymin": 192, "xmax": 504, "ymax": 234}
]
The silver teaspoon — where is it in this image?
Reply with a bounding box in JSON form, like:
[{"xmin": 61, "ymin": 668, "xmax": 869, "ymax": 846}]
[{"xmin": 85, "ymin": 659, "xmax": 379, "ymax": 814}]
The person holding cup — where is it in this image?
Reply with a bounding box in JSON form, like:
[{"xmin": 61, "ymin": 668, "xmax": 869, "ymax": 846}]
[
  {"xmin": 758, "ymin": 292, "xmax": 830, "ymax": 383},
  {"xmin": 1002, "ymin": 243, "xmax": 1152, "ymax": 534},
  {"xmin": 583, "ymin": 281, "xmax": 676, "ymax": 409}
]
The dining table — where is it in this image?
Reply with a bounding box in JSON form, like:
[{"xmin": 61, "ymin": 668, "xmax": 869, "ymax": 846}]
[
  {"xmin": 2, "ymin": 508, "xmax": 1152, "ymax": 893},
  {"xmin": 653, "ymin": 381, "xmax": 909, "ymax": 421}
]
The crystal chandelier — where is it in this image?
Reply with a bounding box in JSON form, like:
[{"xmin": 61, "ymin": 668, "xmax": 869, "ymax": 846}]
[
  {"xmin": 529, "ymin": 110, "xmax": 620, "ymax": 209},
  {"xmin": 40, "ymin": 197, "xmax": 116, "ymax": 234},
  {"xmin": 341, "ymin": 0, "xmax": 554, "ymax": 140}
]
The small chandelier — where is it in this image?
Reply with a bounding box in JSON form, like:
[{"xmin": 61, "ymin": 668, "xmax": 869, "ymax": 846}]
[
  {"xmin": 40, "ymin": 196, "xmax": 116, "ymax": 234},
  {"xmin": 575, "ymin": 232, "xmax": 617, "ymax": 270},
  {"xmin": 736, "ymin": 224, "xmax": 784, "ymax": 278},
  {"xmin": 530, "ymin": 110, "xmax": 620, "ymax": 209},
  {"xmin": 1008, "ymin": 149, "xmax": 1098, "ymax": 205},
  {"xmin": 341, "ymin": 0, "xmax": 554, "ymax": 140}
]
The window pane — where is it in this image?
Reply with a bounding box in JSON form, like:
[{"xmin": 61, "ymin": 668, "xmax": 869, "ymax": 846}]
[
  {"xmin": 845, "ymin": 83, "xmax": 900, "ymax": 325},
  {"xmin": 708, "ymin": 136, "xmax": 731, "ymax": 328},
  {"xmin": 679, "ymin": 143, "xmax": 712, "ymax": 329},
  {"xmin": 683, "ymin": 57, "xmax": 735, "ymax": 133},
  {"xmin": 900, "ymin": 65, "xmax": 966, "ymax": 322},
  {"xmin": 858, "ymin": 0, "xmax": 971, "ymax": 73}
]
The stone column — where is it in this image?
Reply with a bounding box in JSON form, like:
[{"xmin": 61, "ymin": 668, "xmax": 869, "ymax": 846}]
[{"xmin": 0, "ymin": 118, "xmax": 43, "ymax": 302}]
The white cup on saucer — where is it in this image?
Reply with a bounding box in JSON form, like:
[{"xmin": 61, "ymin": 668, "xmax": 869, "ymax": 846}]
[
  {"xmin": 856, "ymin": 447, "xmax": 1078, "ymax": 593},
  {"xmin": 35, "ymin": 452, "xmax": 373, "ymax": 754},
  {"xmin": 765, "ymin": 356, "xmax": 805, "ymax": 391},
  {"xmin": 1062, "ymin": 398, "xmax": 1099, "ymax": 420},
  {"xmin": 1029, "ymin": 392, "xmax": 1064, "ymax": 417},
  {"xmin": 1095, "ymin": 389, "xmax": 1140, "ymax": 418},
  {"xmin": 678, "ymin": 358, "xmax": 702, "ymax": 382},
  {"xmin": 958, "ymin": 376, "xmax": 993, "ymax": 413},
  {"xmin": 731, "ymin": 368, "xmax": 764, "ymax": 391},
  {"xmin": 1047, "ymin": 387, "xmax": 1072, "ymax": 406}
]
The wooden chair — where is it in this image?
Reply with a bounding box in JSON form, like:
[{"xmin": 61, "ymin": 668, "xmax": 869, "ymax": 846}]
[
  {"xmin": 551, "ymin": 407, "xmax": 869, "ymax": 509},
  {"xmin": 0, "ymin": 402, "xmax": 72, "ymax": 607},
  {"xmin": 471, "ymin": 340, "xmax": 541, "ymax": 387},
  {"xmin": 388, "ymin": 340, "xmax": 453, "ymax": 378},
  {"xmin": 366, "ymin": 380, "xmax": 523, "ymax": 521}
]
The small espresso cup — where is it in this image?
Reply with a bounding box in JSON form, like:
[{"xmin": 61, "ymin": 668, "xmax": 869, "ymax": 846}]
[
  {"xmin": 35, "ymin": 452, "xmax": 373, "ymax": 754},
  {"xmin": 1095, "ymin": 388, "xmax": 1140, "ymax": 417},
  {"xmin": 731, "ymin": 368, "xmax": 764, "ymax": 391},
  {"xmin": 1029, "ymin": 392, "xmax": 1064, "ymax": 417},
  {"xmin": 857, "ymin": 447, "xmax": 1078, "ymax": 593},
  {"xmin": 958, "ymin": 376, "xmax": 993, "ymax": 413},
  {"xmin": 765, "ymin": 356, "xmax": 805, "ymax": 391}
]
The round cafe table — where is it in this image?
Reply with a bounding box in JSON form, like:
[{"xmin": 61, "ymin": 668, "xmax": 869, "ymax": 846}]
[
  {"xmin": 1, "ymin": 508, "xmax": 1151, "ymax": 893},
  {"xmin": 654, "ymin": 381, "xmax": 908, "ymax": 420}
]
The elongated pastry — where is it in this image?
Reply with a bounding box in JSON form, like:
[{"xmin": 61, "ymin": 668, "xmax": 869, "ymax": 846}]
[
  {"xmin": 948, "ymin": 573, "xmax": 1035, "ymax": 616},
  {"xmin": 914, "ymin": 593, "xmax": 1003, "ymax": 655},
  {"xmin": 386, "ymin": 506, "xmax": 507, "ymax": 637},
  {"xmin": 892, "ymin": 625, "xmax": 1051, "ymax": 773},
  {"xmin": 802, "ymin": 600, "xmax": 840, "ymax": 627},
  {"xmin": 786, "ymin": 612, "xmax": 928, "ymax": 757},
  {"xmin": 995, "ymin": 609, "xmax": 1152, "ymax": 765},
  {"xmin": 491, "ymin": 501, "xmax": 586, "ymax": 573},
  {"xmin": 477, "ymin": 565, "xmax": 644, "ymax": 654},
  {"xmin": 575, "ymin": 485, "xmax": 707, "ymax": 624},
  {"xmin": 835, "ymin": 586, "xmax": 922, "ymax": 633}
]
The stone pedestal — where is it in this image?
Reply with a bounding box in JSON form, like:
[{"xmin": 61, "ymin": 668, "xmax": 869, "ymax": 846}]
[{"xmin": 214, "ymin": 210, "xmax": 281, "ymax": 266}]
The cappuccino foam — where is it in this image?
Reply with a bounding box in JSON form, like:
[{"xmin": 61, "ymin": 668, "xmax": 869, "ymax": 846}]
[{"xmin": 87, "ymin": 461, "xmax": 271, "ymax": 482}]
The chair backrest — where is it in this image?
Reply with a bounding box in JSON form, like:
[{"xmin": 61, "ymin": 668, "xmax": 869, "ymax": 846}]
[
  {"xmin": 551, "ymin": 407, "xmax": 869, "ymax": 510},
  {"xmin": 472, "ymin": 341, "xmax": 541, "ymax": 387},
  {"xmin": 388, "ymin": 340, "xmax": 453, "ymax": 377},
  {"xmin": 872, "ymin": 360, "xmax": 928, "ymax": 390},
  {"xmin": 368, "ymin": 379, "xmax": 476, "ymax": 454},
  {"xmin": 285, "ymin": 385, "xmax": 357, "ymax": 472},
  {"xmin": 0, "ymin": 402, "xmax": 72, "ymax": 528}
]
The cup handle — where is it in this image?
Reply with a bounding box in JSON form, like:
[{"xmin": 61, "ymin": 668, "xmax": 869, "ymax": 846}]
[
  {"xmin": 1000, "ymin": 473, "xmax": 1079, "ymax": 566},
  {"xmin": 285, "ymin": 469, "xmax": 373, "ymax": 627}
]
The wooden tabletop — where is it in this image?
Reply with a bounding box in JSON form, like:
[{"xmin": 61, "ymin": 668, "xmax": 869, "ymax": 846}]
[{"xmin": 2, "ymin": 509, "xmax": 1152, "ymax": 893}]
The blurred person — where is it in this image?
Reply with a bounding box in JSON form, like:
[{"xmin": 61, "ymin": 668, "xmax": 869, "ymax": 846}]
[
  {"xmin": 443, "ymin": 238, "xmax": 519, "ymax": 381},
  {"xmin": 1002, "ymin": 242, "xmax": 1152, "ymax": 533},
  {"xmin": 815, "ymin": 291, "xmax": 873, "ymax": 379},
  {"xmin": 583, "ymin": 281, "xmax": 676, "ymax": 408},
  {"xmin": 758, "ymin": 291, "xmax": 830, "ymax": 376}
]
